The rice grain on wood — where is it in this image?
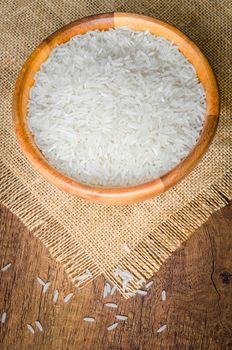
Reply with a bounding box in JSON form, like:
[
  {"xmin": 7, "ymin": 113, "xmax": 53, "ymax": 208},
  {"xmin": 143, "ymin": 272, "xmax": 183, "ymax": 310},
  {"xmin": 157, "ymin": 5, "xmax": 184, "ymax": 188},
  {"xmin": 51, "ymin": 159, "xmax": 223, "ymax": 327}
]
[
  {"xmin": 162, "ymin": 290, "xmax": 166, "ymax": 301},
  {"xmin": 116, "ymin": 315, "xmax": 128, "ymax": 321},
  {"xmin": 27, "ymin": 324, "xmax": 35, "ymax": 334},
  {"xmin": 42, "ymin": 282, "xmax": 50, "ymax": 293},
  {"xmin": 136, "ymin": 290, "xmax": 147, "ymax": 296},
  {"xmin": 83, "ymin": 317, "xmax": 95, "ymax": 322},
  {"xmin": 157, "ymin": 324, "xmax": 167, "ymax": 333},
  {"xmin": 35, "ymin": 320, "xmax": 43, "ymax": 332},
  {"xmin": 145, "ymin": 281, "xmax": 154, "ymax": 289},
  {"xmin": 53, "ymin": 289, "xmax": 59, "ymax": 303},
  {"xmin": 111, "ymin": 285, "xmax": 117, "ymax": 295},
  {"xmin": 37, "ymin": 277, "xmax": 45, "ymax": 286},
  {"xmin": 1, "ymin": 312, "xmax": 6, "ymax": 324},
  {"xmin": 107, "ymin": 322, "xmax": 118, "ymax": 331},
  {"xmin": 64, "ymin": 292, "xmax": 74, "ymax": 302},
  {"xmin": 105, "ymin": 302, "xmax": 118, "ymax": 308},
  {"xmin": 1, "ymin": 263, "xmax": 12, "ymax": 272}
]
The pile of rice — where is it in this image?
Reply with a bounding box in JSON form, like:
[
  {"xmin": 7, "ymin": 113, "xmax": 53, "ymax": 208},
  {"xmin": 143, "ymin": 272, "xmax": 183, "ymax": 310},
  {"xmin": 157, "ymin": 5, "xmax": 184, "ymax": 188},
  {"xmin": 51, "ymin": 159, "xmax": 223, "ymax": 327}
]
[{"xmin": 28, "ymin": 27, "xmax": 206, "ymax": 187}]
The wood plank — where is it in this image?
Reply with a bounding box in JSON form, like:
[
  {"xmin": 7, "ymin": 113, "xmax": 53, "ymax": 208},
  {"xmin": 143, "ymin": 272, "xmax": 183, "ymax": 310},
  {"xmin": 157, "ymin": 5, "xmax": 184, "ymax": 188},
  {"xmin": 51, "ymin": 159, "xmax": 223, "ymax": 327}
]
[{"xmin": 0, "ymin": 203, "xmax": 232, "ymax": 349}]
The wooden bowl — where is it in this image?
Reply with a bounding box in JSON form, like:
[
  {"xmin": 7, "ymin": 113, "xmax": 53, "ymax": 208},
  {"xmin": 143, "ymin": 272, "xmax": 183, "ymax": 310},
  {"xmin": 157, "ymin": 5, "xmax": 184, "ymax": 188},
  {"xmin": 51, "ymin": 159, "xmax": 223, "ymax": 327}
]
[{"xmin": 13, "ymin": 12, "xmax": 219, "ymax": 205}]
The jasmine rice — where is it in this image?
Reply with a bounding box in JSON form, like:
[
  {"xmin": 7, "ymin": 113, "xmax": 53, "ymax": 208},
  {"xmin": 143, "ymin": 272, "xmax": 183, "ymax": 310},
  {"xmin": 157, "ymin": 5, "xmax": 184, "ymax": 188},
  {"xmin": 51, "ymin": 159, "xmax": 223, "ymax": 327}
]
[{"xmin": 28, "ymin": 27, "xmax": 206, "ymax": 187}]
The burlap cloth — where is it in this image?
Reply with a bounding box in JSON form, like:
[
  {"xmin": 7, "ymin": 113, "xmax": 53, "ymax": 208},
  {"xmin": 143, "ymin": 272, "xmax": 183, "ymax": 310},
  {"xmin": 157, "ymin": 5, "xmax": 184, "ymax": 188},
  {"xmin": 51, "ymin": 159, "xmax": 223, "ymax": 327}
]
[{"xmin": 0, "ymin": 0, "xmax": 231, "ymax": 296}]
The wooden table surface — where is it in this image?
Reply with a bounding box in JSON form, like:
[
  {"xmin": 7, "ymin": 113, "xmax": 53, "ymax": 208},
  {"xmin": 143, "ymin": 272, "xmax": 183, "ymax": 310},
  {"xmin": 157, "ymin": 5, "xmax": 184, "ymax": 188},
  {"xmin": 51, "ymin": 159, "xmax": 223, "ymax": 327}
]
[{"xmin": 0, "ymin": 203, "xmax": 232, "ymax": 350}]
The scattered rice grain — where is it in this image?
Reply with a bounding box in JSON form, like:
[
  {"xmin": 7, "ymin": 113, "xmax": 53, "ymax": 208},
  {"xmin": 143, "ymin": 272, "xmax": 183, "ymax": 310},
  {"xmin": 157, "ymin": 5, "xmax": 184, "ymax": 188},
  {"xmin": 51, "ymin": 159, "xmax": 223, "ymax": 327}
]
[
  {"xmin": 106, "ymin": 283, "xmax": 111, "ymax": 294},
  {"xmin": 1, "ymin": 312, "xmax": 6, "ymax": 324},
  {"xmin": 157, "ymin": 324, "xmax": 167, "ymax": 333},
  {"xmin": 42, "ymin": 282, "xmax": 50, "ymax": 293},
  {"xmin": 1, "ymin": 263, "xmax": 12, "ymax": 272},
  {"xmin": 145, "ymin": 281, "xmax": 154, "ymax": 289},
  {"xmin": 64, "ymin": 292, "xmax": 74, "ymax": 302},
  {"xmin": 136, "ymin": 290, "xmax": 147, "ymax": 296},
  {"xmin": 161, "ymin": 290, "xmax": 166, "ymax": 301},
  {"xmin": 103, "ymin": 282, "xmax": 111, "ymax": 298},
  {"xmin": 107, "ymin": 322, "xmax": 118, "ymax": 331},
  {"xmin": 35, "ymin": 320, "xmax": 43, "ymax": 332},
  {"xmin": 53, "ymin": 289, "xmax": 59, "ymax": 303},
  {"xmin": 116, "ymin": 315, "xmax": 128, "ymax": 321},
  {"xmin": 121, "ymin": 271, "xmax": 133, "ymax": 280},
  {"xmin": 77, "ymin": 270, "xmax": 92, "ymax": 281},
  {"xmin": 83, "ymin": 317, "xmax": 95, "ymax": 322},
  {"xmin": 111, "ymin": 285, "xmax": 117, "ymax": 295},
  {"xmin": 103, "ymin": 284, "xmax": 108, "ymax": 298},
  {"xmin": 105, "ymin": 303, "xmax": 117, "ymax": 308},
  {"xmin": 37, "ymin": 277, "xmax": 46, "ymax": 286},
  {"xmin": 27, "ymin": 324, "xmax": 35, "ymax": 334}
]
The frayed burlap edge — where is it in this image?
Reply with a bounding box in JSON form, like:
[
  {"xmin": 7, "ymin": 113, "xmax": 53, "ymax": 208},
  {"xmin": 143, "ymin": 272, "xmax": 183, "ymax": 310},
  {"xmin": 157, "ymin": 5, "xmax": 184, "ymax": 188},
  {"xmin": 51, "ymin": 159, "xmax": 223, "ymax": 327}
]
[{"xmin": 1, "ymin": 155, "xmax": 231, "ymax": 296}]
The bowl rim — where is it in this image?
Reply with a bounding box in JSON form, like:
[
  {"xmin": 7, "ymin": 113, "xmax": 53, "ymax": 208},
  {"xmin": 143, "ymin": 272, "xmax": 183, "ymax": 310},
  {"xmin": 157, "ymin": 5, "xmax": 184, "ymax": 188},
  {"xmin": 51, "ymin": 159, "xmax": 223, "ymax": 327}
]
[{"xmin": 13, "ymin": 12, "xmax": 220, "ymax": 205}]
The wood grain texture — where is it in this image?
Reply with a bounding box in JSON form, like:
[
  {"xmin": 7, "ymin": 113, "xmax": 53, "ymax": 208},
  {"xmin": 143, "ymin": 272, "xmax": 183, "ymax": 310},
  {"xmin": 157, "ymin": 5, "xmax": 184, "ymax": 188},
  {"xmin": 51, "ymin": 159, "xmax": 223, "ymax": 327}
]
[
  {"xmin": 1, "ymin": 204, "xmax": 232, "ymax": 349},
  {"xmin": 13, "ymin": 12, "xmax": 220, "ymax": 205}
]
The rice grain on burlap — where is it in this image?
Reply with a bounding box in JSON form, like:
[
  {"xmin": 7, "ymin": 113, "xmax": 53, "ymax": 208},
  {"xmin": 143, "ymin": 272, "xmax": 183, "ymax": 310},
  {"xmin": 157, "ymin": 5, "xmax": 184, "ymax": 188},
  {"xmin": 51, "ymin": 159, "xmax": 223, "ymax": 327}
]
[{"xmin": 0, "ymin": 0, "xmax": 231, "ymax": 295}]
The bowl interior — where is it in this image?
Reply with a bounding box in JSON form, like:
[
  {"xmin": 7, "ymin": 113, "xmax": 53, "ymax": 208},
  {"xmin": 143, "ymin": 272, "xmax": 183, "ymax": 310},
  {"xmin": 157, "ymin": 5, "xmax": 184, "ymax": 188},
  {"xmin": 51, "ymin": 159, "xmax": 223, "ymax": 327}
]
[{"xmin": 13, "ymin": 13, "xmax": 219, "ymax": 204}]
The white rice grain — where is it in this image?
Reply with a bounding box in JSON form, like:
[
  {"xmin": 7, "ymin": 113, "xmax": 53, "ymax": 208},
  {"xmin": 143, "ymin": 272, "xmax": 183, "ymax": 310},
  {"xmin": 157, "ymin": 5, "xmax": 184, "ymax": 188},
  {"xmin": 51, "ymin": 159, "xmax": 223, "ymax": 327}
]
[
  {"xmin": 136, "ymin": 290, "xmax": 147, "ymax": 296},
  {"xmin": 83, "ymin": 317, "xmax": 95, "ymax": 322},
  {"xmin": 77, "ymin": 270, "xmax": 92, "ymax": 281},
  {"xmin": 106, "ymin": 283, "xmax": 111, "ymax": 294},
  {"xmin": 145, "ymin": 281, "xmax": 154, "ymax": 289},
  {"xmin": 35, "ymin": 320, "xmax": 43, "ymax": 332},
  {"xmin": 126, "ymin": 292, "xmax": 136, "ymax": 297},
  {"xmin": 103, "ymin": 282, "xmax": 111, "ymax": 298},
  {"xmin": 116, "ymin": 315, "xmax": 128, "ymax": 321},
  {"xmin": 1, "ymin": 263, "xmax": 12, "ymax": 272},
  {"xmin": 107, "ymin": 322, "xmax": 118, "ymax": 331},
  {"xmin": 27, "ymin": 324, "xmax": 35, "ymax": 334},
  {"xmin": 42, "ymin": 282, "xmax": 50, "ymax": 294},
  {"xmin": 121, "ymin": 271, "xmax": 133, "ymax": 281},
  {"xmin": 157, "ymin": 324, "xmax": 167, "ymax": 333},
  {"xmin": 105, "ymin": 303, "xmax": 117, "ymax": 309},
  {"xmin": 111, "ymin": 285, "xmax": 117, "ymax": 295},
  {"xmin": 37, "ymin": 277, "xmax": 46, "ymax": 286},
  {"xmin": 103, "ymin": 284, "xmax": 108, "ymax": 298},
  {"xmin": 162, "ymin": 290, "xmax": 166, "ymax": 301},
  {"xmin": 53, "ymin": 289, "xmax": 59, "ymax": 303},
  {"xmin": 64, "ymin": 292, "xmax": 74, "ymax": 302},
  {"xmin": 1, "ymin": 312, "xmax": 6, "ymax": 324},
  {"xmin": 115, "ymin": 268, "xmax": 134, "ymax": 291}
]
